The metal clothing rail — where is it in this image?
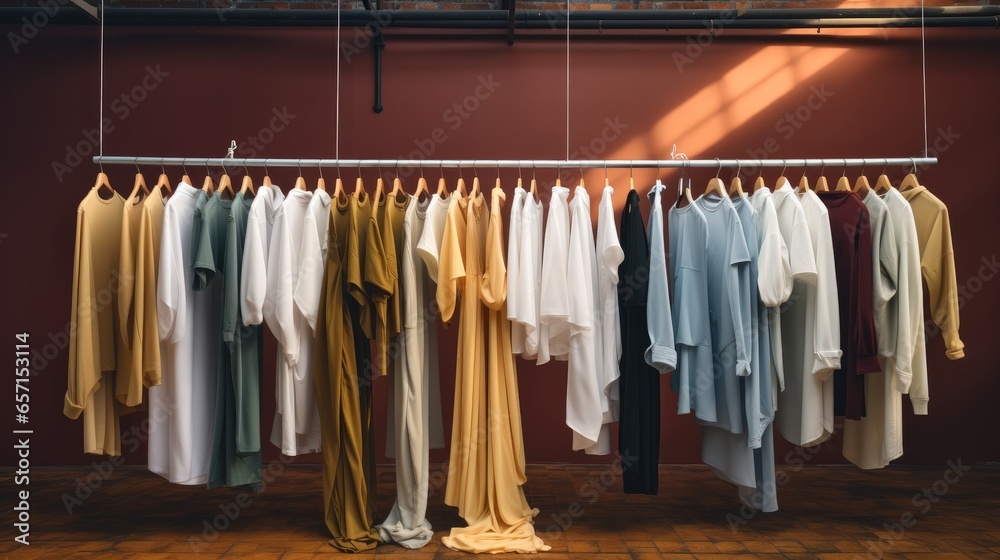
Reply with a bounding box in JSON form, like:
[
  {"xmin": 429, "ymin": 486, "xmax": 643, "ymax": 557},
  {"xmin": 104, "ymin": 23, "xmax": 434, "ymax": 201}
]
[{"xmin": 92, "ymin": 156, "xmax": 938, "ymax": 170}]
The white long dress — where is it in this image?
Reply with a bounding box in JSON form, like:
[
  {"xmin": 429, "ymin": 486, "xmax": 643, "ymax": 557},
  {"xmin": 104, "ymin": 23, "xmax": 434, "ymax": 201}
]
[
  {"xmin": 151, "ymin": 182, "xmax": 218, "ymax": 484},
  {"xmin": 775, "ymin": 182, "xmax": 841, "ymax": 447},
  {"xmin": 565, "ymin": 186, "xmax": 605, "ymax": 453},
  {"xmin": 376, "ymin": 195, "xmax": 446, "ymax": 548},
  {"xmin": 594, "ymin": 186, "xmax": 624, "ymax": 452},
  {"xmin": 267, "ymin": 188, "xmax": 322, "ymax": 456}
]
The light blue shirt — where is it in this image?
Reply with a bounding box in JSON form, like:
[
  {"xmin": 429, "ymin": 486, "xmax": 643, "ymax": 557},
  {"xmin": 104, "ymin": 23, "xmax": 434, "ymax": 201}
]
[
  {"xmin": 668, "ymin": 199, "xmax": 716, "ymax": 422},
  {"xmin": 645, "ymin": 183, "xmax": 677, "ymax": 374}
]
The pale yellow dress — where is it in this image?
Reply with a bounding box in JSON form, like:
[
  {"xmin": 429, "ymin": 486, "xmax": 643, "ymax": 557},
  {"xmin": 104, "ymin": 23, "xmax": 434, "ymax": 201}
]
[{"xmin": 438, "ymin": 186, "xmax": 549, "ymax": 553}]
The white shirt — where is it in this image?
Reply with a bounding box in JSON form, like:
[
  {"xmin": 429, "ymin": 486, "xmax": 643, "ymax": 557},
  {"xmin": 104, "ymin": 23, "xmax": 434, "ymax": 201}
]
[
  {"xmin": 241, "ymin": 185, "xmax": 285, "ymax": 327},
  {"xmin": 416, "ymin": 192, "xmax": 451, "ymax": 284},
  {"xmin": 518, "ymin": 193, "xmax": 548, "ymax": 362},
  {"xmin": 540, "ymin": 186, "xmax": 571, "ymax": 362},
  {"xmin": 772, "ymin": 181, "xmax": 841, "ymax": 447},
  {"xmin": 507, "ymin": 187, "xmax": 527, "ymax": 355},
  {"xmin": 151, "ymin": 182, "xmax": 217, "ymax": 484},
  {"xmin": 750, "ymin": 188, "xmax": 792, "ymax": 410},
  {"xmin": 595, "ymin": 186, "xmax": 623, "ymax": 437},
  {"xmin": 565, "ymin": 186, "xmax": 605, "ymax": 453},
  {"xmin": 266, "ymin": 188, "xmax": 322, "ymax": 456}
]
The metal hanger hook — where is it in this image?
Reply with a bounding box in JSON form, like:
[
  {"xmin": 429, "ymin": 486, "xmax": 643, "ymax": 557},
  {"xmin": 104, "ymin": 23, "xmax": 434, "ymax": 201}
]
[
  {"xmin": 318, "ymin": 160, "xmax": 323, "ymax": 179},
  {"xmin": 735, "ymin": 160, "xmax": 742, "ymax": 178},
  {"xmin": 715, "ymin": 157, "xmax": 721, "ymax": 178},
  {"xmin": 881, "ymin": 158, "xmax": 889, "ymax": 175},
  {"xmin": 842, "ymin": 158, "xmax": 848, "ymax": 177},
  {"xmin": 159, "ymin": 157, "xmax": 166, "ymax": 175},
  {"xmin": 297, "ymin": 159, "xmax": 303, "ymax": 177},
  {"xmin": 910, "ymin": 157, "xmax": 917, "ymax": 174},
  {"xmin": 780, "ymin": 159, "xmax": 787, "ymax": 177},
  {"xmin": 133, "ymin": 156, "xmax": 141, "ymax": 174}
]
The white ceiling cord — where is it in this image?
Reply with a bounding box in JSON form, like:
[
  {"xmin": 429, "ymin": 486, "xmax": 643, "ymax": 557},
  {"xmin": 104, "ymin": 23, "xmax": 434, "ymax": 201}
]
[
  {"xmin": 920, "ymin": 0, "xmax": 928, "ymax": 159},
  {"xmin": 98, "ymin": 0, "xmax": 105, "ymax": 166},
  {"xmin": 336, "ymin": 0, "xmax": 341, "ymax": 161},
  {"xmin": 565, "ymin": 0, "xmax": 570, "ymax": 162}
]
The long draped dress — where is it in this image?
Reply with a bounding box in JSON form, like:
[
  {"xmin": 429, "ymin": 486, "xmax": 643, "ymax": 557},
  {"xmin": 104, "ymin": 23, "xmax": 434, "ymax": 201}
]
[
  {"xmin": 438, "ymin": 187, "xmax": 549, "ymax": 554},
  {"xmin": 313, "ymin": 193, "xmax": 381, "ymax": 552}
]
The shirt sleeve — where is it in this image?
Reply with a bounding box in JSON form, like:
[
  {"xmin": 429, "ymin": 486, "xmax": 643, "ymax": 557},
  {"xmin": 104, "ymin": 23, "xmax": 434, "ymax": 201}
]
[
  {"xmin": 266, "ymin": 211, "xmax": 299, "ymax": 366},
  {"xmin": 222, "ymin": 212, "xmax": 240, "ymax": 344},
  {"xmin": 892, "ymin": 209, "xmax": 921, "ymax": 398},
  {"xmin": 117, "ymin": 206, "xmax": 137, "ymax": 350},
  {"xmin": 728, "ymin": 211, "xmax": 753, "ymax": 378},
  {"xmin": 65, "ymin": 206, "xmax": 102, "ymax": 420},
  {"xmin": 789, "ymin": 209, "xmax": 818, "ymax": 283},
  {"xmin": 757, "ymin": 199, "xmax": 791, "ymax": 308},
  {"xmin": 644, "ymin": 194, "xmax": 676, "ymax": 374},
  {"xmin": 436, "ymin": 199, "xmax": 466, "ymax": 324},
  {"xmin": 809, "ymin": 200, "xmax": 842, "ymax": 379},
  {"xmin": 366, "ymin": 210, "xmax": 395, "ymax": 377},
  {"xmin": 482, "ymin": 204, "xmax": 508, "ymax": 312},
  {"xmin": 923, "ymin": 206, "xmax": 965, "ymax": 359},
  {"xmin": 191, "ymin": 206, "xmax": 216, "ymax": 291},
  {"xmin": 853, "ymin": 207, "xmax": 881, "ymax": 375},
  {"xmin": 294, "ymin": 209, "xmax": 325, "ymax": 334},
  {"xmin": 241, "ymin": 210, "xmax": 267, "ymax": 326},
  {"xmin": 874, "ymin": 211, "xmax": 899, "ymax": 358},
  {"xmin": 157, "ymin": 206, "xmax": 186, "ymax": 344}
]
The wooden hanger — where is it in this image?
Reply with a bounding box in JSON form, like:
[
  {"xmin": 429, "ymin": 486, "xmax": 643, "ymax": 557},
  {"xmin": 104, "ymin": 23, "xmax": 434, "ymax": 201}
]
[
  {"xmin": 675, "ymin": 160, "xmax": 694, "ymax": 208},
  {"xmin": 578, "ymin": 164, "xmax": 585, "ymax": 189},
  {"xmin": 392, "ymin": 177, "xmax": 406, "ymax": 203},
  {"xmin": 835, "ymin": 161, "xmax": 852, "ymax": 192},
  {"xmin": 436, "ymin": 177, "xmax": 448, "ymax": 197},
  {"xmin": 202, "ymin": 173, "xmax": 216, "ymax": 195},
  {"xmin": 629, "ymin": 161, "xmax": 635, "ymax": 191},
  {"xmin": 704, "ymin": 159, "xmax": 726, "ymax": 197},
  {"xmin": 240, "ymin": 174, "xmax": 255, "ymax": 195},
  {"xmin": 127, "ymin": 164, "xmax": 151, "ymax": 204},
  {"xmin": 217, "ymin": 169, "xmax": 235, "ymax": 200},
  {"xmin": 93, "ymin": 171, "xmax": 115, "ymax": 198},
  {"xmin": 530, "ymin": 165, "xmax": 539, "ymax": 201},
  {"xmin": 316, "ymin": 164, "xmax": 327, "ymax": 192},
  {"xmin": 262, "ymin": 163, "xmax": 273, "ymax": 188},
  {"xmin": 797, "ymin": 171, "xmax": 810, "ymax": 194},
  {"xmin": 729, "ymin": 162, "xmax": 744, "ymax": 197},
  {"xmin": 155, "ymin": 172, "xmax": 172, "ymax": 196},
  {"xmin": 354, "ymin": 176, "xmax": 366, "ymax": 199},
  {"xmin": 333, "ymin": 177, "xmax": 347, "ymax": 204},
  {"xmin": 455, "ymin": 177, "xmax": 468, "ymax": 198},
  {"xmin": 471, "ymin": 175, "xmax": 481, "ymax": 198},
  {"xmin": 294, "ymin": 162, "xmax": 308, "ymax": 191},
  {"xmin": 239, "ymin": 164, "xmax": 255, "ymax": 196},
  {"xmin": 814, "ymin": 165, "xmax": 829, "ymax": 193},
  {"xmin": 415, "ymin": 177, "xmax": 430, "ymax": 202},
  {"xmin": 853, "ymin": 162, "xmax": 871, "ymax": 197},
  {"xmin": 898, "ymin": 158, "xmax": 920, "ymax": 192},
  {"xmin": 181, "ymin": 165, "xmax": 192, "ymax": 187},
  {"xmin": 373, "ymin": 174, "xmax": 385, "ymax": 206},
  {"xmin": 775, "ymin": 160, "xmax": 789, "ymax": 190}
]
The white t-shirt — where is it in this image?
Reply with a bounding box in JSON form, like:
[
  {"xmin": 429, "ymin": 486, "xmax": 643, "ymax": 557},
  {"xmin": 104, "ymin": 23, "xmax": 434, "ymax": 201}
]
[
  {"xmin": 241, "ymin": 185, "xmax": 285, "ymax": 327},
  {"xmin": 507, "ymin": 187, "xmax": 527, "ymax": 355},
  {"xmin": 151, "ymin": 182, "xmax": 218, "ymax": 484},
  {"xmin": 595, "ymin": 186, "xmax": 623, "ymax": 435},
  {"xmin": 267, "ymin": 189, "xmax": 322, "ymax": 456},
  {"xmin": 416, "ymin": 192, "xmax": 451, "ymax": 284},
  {"xmin": 518, "ymin": 193, "xmax": 548, "ymax": 362}
]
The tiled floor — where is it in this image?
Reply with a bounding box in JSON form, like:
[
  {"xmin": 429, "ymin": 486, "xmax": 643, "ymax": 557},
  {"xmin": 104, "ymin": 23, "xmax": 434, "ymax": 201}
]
[{"xmin": 1, "ymin": 463, "xmax": 998, "ymax": 559}]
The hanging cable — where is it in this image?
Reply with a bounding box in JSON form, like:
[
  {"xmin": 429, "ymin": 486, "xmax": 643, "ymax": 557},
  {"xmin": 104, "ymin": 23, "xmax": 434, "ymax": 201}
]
[
  {"xmin": 336, "ymin": 0, "xmax": 341, "ymax": 160},
  {"xmin": 920, "ymin": 0, "xmax": 928, "ymax": 158},
  {"xmin": 565, "ymin": 0, "xmax": 570, "ymax": 162},
  {"xmin": 99, "ymin": 0, "xmax": 105, "ymax": 162}
]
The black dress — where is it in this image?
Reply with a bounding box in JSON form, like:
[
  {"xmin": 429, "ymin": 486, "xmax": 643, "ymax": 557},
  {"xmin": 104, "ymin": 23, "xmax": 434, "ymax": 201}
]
[{"xmin": 617, "ymin": 190, "xmax": 660, "ymax": 495}]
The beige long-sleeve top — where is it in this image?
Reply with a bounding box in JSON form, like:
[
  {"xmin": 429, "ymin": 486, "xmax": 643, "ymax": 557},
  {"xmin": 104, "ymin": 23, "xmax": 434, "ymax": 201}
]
[
  {"xmin": 902, "ymin": 185, "xmax": 965, "ymax": 360},
  {"xmin": 64, "ymin": 186, "xmax": 128, "ymax": 456}
]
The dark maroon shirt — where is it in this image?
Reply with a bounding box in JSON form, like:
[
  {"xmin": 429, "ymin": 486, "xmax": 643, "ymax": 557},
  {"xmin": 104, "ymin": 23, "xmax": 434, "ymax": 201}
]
[{"xmin": 818, "ymin": 191, "xmax": 881, "ymax": 420}]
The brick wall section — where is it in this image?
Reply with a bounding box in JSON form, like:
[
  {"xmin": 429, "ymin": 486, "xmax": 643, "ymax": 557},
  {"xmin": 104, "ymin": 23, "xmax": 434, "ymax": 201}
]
[{"xmin": 3, "ymin": 0, "xmax": 1000, "ymax": 9}]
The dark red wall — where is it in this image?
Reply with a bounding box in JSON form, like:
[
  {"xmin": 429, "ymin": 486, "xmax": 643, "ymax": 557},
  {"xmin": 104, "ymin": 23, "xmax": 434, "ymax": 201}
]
[{"xmin": 1, "ymin": 24, "xmax": 997, "ymax": 468}]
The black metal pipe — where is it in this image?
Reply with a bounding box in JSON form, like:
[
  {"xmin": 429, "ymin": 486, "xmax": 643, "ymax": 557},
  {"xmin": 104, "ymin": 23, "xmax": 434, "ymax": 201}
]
[{"xmin": 1, "ymin": 7, "xmax": 999, "ymax": 29}]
